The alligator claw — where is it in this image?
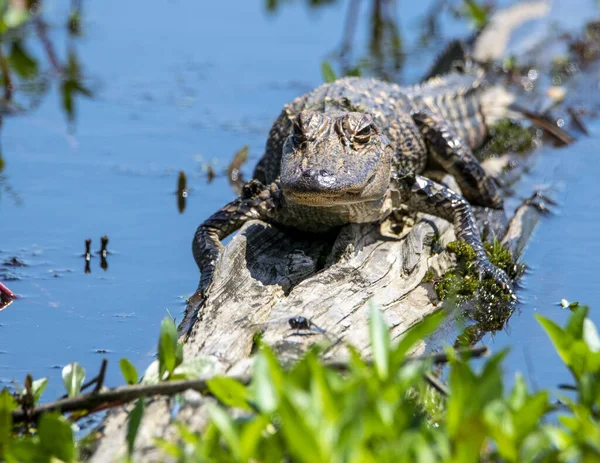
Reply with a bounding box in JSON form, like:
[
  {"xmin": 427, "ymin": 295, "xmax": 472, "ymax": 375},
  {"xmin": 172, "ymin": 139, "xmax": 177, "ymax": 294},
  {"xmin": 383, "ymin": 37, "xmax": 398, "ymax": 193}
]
[{"xmin": 475, "ymin": 259, "xmax": 516, "ymax": 300}]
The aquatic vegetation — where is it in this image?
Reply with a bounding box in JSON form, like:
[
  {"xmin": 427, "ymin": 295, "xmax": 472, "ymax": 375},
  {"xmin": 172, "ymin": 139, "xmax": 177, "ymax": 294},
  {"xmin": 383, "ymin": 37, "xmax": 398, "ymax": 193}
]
[
  {"xmin": 478, "ymin": 118, "xmax": 536, "ymax": 157},
  {"xmin": 430, "ymin": 239, "xmax": 525, "ymax": 333}
]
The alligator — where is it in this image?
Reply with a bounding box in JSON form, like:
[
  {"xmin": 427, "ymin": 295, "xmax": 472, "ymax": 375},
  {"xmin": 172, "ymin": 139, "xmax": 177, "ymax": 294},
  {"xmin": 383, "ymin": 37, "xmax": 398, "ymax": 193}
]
[{"xmin": 192, "ymin": 69, "xmax": 514, "ymax": 300}]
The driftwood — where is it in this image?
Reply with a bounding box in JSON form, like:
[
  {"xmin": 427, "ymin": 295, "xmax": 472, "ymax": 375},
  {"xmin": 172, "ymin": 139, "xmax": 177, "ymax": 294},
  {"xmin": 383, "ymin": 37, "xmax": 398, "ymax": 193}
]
[{"xmin": 89, "ymin": 3, "xmax": 572, "ymax": 460}]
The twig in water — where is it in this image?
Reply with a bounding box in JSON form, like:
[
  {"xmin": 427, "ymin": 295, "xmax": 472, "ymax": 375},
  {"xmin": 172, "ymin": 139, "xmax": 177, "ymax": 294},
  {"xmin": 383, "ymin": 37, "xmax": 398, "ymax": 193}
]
[
  {"xmin": 34, "ymin": 18, "xmax": 62, "ymax": 74},
  {"xmin": 511, "ymin": 104, "xmax": 575, "ymax": 145},
  {"xmin": 0, "ymin": 47, "xmax": 13, "ymax": 102},
  {"xmin": 567, "ymin": 107, "xmax": 589, "ymax": 135},
  {"xmin": 424, "ymin": 372, "xmax": 450, "ymax": 396},
  {"xmin": 93, "ymin": 359, "xmax": 108, "ymax": 393}
]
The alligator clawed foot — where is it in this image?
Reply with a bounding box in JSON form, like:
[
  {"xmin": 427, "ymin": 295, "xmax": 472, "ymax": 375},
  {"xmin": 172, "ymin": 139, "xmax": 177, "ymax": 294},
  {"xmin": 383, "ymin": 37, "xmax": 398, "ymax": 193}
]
[{"xmin": 475, "ymin": 259, "xmax": 516, "ymax": 301}]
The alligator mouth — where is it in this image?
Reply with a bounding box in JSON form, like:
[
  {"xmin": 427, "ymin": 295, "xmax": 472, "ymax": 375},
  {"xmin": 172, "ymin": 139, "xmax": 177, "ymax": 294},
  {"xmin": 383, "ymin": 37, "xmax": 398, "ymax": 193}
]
[{"xmin": 283, "ymin": 174, "xmax": 377, "ymax": 206}]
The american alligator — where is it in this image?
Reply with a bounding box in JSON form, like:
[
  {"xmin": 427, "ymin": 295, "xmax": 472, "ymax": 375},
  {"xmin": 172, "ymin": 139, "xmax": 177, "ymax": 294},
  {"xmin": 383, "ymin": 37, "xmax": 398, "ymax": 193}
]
[{"xmin": 192, "ymin": 70, "xmax": 513, "ymax": 299}]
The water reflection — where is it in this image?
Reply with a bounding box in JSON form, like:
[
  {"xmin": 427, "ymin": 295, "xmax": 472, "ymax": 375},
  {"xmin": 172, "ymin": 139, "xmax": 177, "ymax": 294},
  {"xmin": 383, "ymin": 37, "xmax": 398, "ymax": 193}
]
[
  {"xmin": 0, "ymin": 0, "xmax": 91, "ymax": 169},
  {"xmin": 81, "ymin": 236, "xmax": 110, "ymax": 274},
  {"xmin": 264, "ymin": 0, "xmax": 405, "ymax": 81},
  {"xmin": 177, "ymin": 171, "xmax": 188, "ymax": 214}
]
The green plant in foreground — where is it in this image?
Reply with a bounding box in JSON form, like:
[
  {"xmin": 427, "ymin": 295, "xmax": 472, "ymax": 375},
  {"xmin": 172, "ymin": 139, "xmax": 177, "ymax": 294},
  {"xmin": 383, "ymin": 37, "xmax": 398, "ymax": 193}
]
[
  {"xmin": 157, "ymin": 304, "xmax": 600, "ymax": 463},
  {"xmin": 0, "ymin": 305, "xmax": 599, "ymax": 462}
]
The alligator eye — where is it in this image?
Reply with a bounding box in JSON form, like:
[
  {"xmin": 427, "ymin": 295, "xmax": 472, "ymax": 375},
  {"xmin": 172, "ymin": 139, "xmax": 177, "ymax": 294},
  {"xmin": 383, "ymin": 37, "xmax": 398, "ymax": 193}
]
[
  {"xmin": 353, "ymin": 124, "xmax": 373, "ymax": 144},
  {"xmin": 292, "ymin": 119, "xmax": 305, "ymax": 144}
]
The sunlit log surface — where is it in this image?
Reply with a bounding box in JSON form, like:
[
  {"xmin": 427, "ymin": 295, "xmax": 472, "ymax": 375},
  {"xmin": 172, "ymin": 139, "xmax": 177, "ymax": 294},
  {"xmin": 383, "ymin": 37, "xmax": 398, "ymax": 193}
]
[{"xmin": 90, "ymin": 3, "xmax": 573, "ymax": 460}]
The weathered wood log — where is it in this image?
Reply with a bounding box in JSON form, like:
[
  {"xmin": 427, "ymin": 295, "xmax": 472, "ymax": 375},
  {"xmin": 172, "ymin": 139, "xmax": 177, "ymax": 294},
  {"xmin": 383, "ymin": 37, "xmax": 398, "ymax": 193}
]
[{"xmin": 89, "ymin": 157, "xmax": 544, "ymax": 462}]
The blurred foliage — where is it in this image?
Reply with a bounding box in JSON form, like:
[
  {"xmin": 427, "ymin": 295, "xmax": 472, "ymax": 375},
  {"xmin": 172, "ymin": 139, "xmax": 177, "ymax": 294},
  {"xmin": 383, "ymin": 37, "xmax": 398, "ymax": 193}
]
[
  {"xmin": 0, "ymin": 301, "xmax": 598, "ymax": 461},
  {"xmin": 477, "ymin": 119, "xmax": 536, "ymax": 158},
  {"xmin": 156, "ymin": 304, "xmax": 600, "ymax": 462},
  {"xmin": 461, "ymin": 0, "xmax": 489, "ymax": 29},
  {"xmin": 0, "ymin": 0, "xmax": 91, "ymax": 130}
]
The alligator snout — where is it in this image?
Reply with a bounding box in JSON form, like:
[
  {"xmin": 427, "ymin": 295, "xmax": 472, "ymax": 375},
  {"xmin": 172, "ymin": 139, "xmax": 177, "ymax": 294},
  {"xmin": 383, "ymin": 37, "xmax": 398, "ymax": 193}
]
[{"xmin": 298, "ymin": 169, "xmax": 337, "ymax": 191}]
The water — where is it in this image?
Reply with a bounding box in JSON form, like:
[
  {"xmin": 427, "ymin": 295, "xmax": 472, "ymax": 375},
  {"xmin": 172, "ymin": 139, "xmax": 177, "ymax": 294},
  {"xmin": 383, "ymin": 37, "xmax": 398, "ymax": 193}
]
[{"xmin": 0, "ymin": 0, "xmax": 598, "ymax": 400}]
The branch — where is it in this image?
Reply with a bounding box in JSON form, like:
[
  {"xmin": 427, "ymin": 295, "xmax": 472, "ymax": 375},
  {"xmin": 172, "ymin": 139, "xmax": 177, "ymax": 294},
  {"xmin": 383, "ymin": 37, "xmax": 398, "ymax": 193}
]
[
  {"xmin": 0, "ymin": 46, "xmax": 13, "ymax": 102},
  {"xmin": 34, "ymin": 18, "xmax": 62, "ymax": 74},
  {"xmin": 11, "ymin": 345, "xmax": 488, "ymax": 423}
]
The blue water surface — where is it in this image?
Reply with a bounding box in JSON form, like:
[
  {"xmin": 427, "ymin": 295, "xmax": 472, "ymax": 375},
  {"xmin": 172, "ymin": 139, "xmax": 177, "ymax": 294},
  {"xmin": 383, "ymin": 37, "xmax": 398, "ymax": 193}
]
[{"xmin": 0, "ymin": 0, "xmax": 598, "ymax": 400}]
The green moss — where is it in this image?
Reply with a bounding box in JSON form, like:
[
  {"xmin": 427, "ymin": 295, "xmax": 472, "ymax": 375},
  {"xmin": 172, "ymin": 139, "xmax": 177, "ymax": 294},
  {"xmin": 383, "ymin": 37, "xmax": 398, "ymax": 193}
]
[
  {"xmin": 423, "ymin": 268, "xmax": 435, "ymax": 283},
  {"xmin": 478, "ymin": 118, "xmax": 535, "ymax": 157},
  {"xmin": 431, "ymin": 239, "xmax": 524, "ymax": 332},
  {"xmin": 435, "ymin": 271, "xmax": 480, "ymax": 300},
  {"xmin": 446, "ymin": 240, "xmax": 477, "ymax": 261},
  {"xmin": 484, "ymin": 239, "xmax": 525, "ymax": 280}
]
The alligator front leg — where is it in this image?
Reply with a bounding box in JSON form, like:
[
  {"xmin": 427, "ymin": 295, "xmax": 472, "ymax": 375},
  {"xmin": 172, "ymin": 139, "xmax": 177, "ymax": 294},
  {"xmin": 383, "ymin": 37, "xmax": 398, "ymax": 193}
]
[
  {"xmin": 412, "ymin": 108, "xmax": 503, "ymax": 209},
  {"xmin": 192, "ymin": 180, "xmax": 279, "ymax": 297},
  {"xmin": 394, "ymin": 173, "xmax": 512, "ymax": 294}
]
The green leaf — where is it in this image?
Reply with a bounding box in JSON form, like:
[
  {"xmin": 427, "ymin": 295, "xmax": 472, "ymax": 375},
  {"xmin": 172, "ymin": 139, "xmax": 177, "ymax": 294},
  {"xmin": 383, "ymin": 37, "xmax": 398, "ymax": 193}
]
[
  {"xmin": 309, "ymin": 355, "xmax": 339, "ymax": 422},
  {"xmin": 175, "ymin": 421, "xmax": 201, "ymax": 447},
  {"xmin": 127, "ymin": 398, "xmax": 145, "ymax": 457},
  {"xmin": 207, "ymin": 377, "xmax": 251, "ymax": 410},
  {"xmin": 9, "ymin": 439, "xmax": 45, "ymax": 463},
  {"xmin": 38, "ymin": 413, "xmax": 75, "ymax": 462},
  {"xmin": 278, "ymin": 396, "xmax": 324, "ymax": 463},
  {"xmin": 514, "ymin": 391, "xmax": 550, "ymax": 439},
  {"xmin": 369, "ymin": 301, "xmax": 390, "ymax": 381},
  {"xmin": 153, "ymin": 438, "xmax": 182, "ymax": 459},
  {"xmin": 171, "ymin": 356, "xmax": 221, "ymax": 380},
  {"xmin": 566, "ymin": 305, "xmax": 589, "ymax": 340},
  {"xmin": 252, "ymin": 351, "xmax": 279, "ymax": 413},
  {"xmin": 8, "ymin": 41, "xmax": 38, "ymax": 79},
  {"xmin": 583, "ymin": 318, "xmax": 600, "ymax": 352},
  {"xmin": 206, "ymin": 403, "xmax": 241, "ymax": 459},
  {"xmin": 62, "ymin": 362, "xmax": 86, "ymax": 397},
  {"xmin": 0, "ymin": 389, "xmax": 17, "ymax": 455},
  {"xmin": 158, "ymin": 316, "xmax": 179, "ymax": 379},
  {"xmin": 345, "ymin": 66, "xmax": 362, "ymax": 77},
  {"xmin": 393, "ymin": 309, "xmax": 444, "ymax": 362},
  {"xmin": 464, "ymin": 0, "xmax": 488, "ymax": 28},
  {"xmin": 3, "ymin": 6, "xmax": 29, "ymax": 29},
  {"xmin": 120, "ymin": 358, "xmax": 138, "ymax": 385},
  {"xmin": 536, "ymin": 315, "xmax": 571, "ymax": 364},
  {"xmin": 31, "ymin": 378, "xmax": 48, "ymax": 404},
  {"xmin": 141, "ymin": 360, "xmax": 160, "ymax": 385},
  {"xmin": 175, "ymin": 342, "xmax": 184, "ymax": 369},
  {"xmin": 240, "ymin": 416, "xmax": 269, "ymax": 461},
  {"xmin": 508, "ymin": 373, "xmax": 528, "ymax": 410},
  {"xmin": 321, "ymin": 61, "xmax": 337, "ymax": 83}
]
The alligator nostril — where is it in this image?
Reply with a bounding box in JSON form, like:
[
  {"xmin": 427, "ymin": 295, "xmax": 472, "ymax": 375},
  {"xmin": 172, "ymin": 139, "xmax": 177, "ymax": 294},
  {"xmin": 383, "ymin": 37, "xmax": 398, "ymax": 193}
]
[
  {"xmin": 302, "ymin": 169, "xmax": 314, "ymax": 178},
  {"xmin": 318, "ymin": 169, "xmax": 333, "ymax": 178}
]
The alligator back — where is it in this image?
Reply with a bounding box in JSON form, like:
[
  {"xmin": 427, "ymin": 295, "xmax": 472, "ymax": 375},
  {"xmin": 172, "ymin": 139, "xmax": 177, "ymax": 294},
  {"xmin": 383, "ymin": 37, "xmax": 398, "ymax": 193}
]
[
  {"xmin": 254, "ymin": 71, "xmax": 507, "ymax": 184},
  {"xmin": 406, "ymin": 71, "xmax": 489, "ymax": 150}
]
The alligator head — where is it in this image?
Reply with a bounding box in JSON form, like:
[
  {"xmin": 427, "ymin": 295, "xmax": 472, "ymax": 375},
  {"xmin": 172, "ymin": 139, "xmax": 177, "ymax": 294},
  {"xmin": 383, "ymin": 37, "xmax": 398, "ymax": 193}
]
[{"xmin": 280, "ymin": 110, "xmax": 393, "ymax": 206}]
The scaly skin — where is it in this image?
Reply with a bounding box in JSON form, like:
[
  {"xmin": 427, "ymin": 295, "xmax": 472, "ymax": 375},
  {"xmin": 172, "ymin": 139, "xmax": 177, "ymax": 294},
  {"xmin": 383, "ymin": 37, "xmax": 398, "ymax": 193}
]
[{"xmin": 193, "ymin": 71, "xmax": 512, "ymax": 298}]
